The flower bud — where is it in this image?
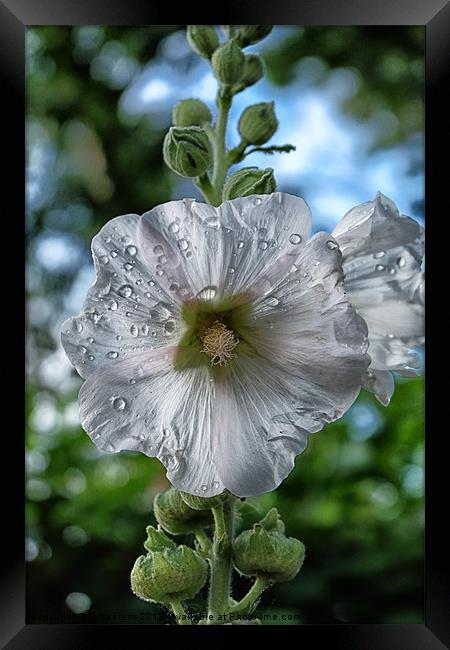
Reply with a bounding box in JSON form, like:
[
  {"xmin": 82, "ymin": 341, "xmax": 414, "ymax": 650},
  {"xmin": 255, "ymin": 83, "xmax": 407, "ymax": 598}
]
[
  {"xmin": 180, "ymin": 490, "xmax": 232, "ymax": 511},
  {"xmin": 172, "ymin": 99, "xmax": 212, "ymax": 127},
  {"xmin": 163, "ymin": 126, "xmax": 211, "ymax": 178},
  {"xmin": 154, "ymin": 487, "xmax": 213, "ymax": 535},
  {"xmin": 233, "ymin": 508, "xmax": 305, "ymax": 583},
  {"xmin": 211, "ymin": 40, "xmax": 245, "ymax": 86},
  {"xmin": 238, "ymin": 54, "xmax": 264, "ymax": 89},
  {"xmin": 236, "ymin": 26, "xmax": 273, "ymax": 47},
  {"xmin": 131, "ymin": 545, "xmax": 208, "ymax": 604},
  {"xmin": 223, "ymin": 167, "xmax": 276, "ymax": 201},
  {"xmin": 238, "ymin": 102, "xmax": 278, "ymax": 146},
  {"xmin": 186, "ymin": 25, "xmax": 220, "ymax": 60},
  {"xmin": 143, "ymin": 525, "xmax": 176, "ymax": 552}
]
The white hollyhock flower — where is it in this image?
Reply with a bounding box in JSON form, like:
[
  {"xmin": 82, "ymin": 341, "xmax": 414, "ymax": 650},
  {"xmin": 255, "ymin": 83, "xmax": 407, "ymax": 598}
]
[
  {"xmin": 61, "ymin": 193, "xmax": 369, "ymax": 497},
  {"xmin": 333, "ymin": 192, "xmax": 424, "ymax": 406}
]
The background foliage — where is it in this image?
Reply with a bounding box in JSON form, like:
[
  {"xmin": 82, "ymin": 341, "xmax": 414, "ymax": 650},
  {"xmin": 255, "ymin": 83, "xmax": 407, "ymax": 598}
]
[{"xmin": 26, "ymin": 25, "xmax": 424, "ymax": 624}]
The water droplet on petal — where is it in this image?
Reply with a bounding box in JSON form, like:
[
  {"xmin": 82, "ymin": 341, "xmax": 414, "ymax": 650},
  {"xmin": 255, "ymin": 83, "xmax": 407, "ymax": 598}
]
[
  {"xmin": 237, "ymin": 241, "xmax": 245, "ymax": 249},
  {"xmin": 397, "ymin": 256, "xmax": 406, "ymax": 268},
  {"xmin": 201, "ymin": 484, "xmax": 208, "ymax": 491},
  {"xmin": 196, "ymin": 286, "xmax": 217, "ymax": 301},
  {"xmin": 374, "ymin": 251, "xmax": 385, "ymax": 259},
  {"xmin": 326, "ymin": 240, "xmax": 337, "ymax": 250},
  {"xmin": 126, "ymin": 245, "xmax": 137, "ymax": 256},
  {"xmin": 106, "ymin": 351, "xmax": 118, "ymax": 359},
  {"xmin": 99, "ymin": 255, "xmax": 109, "ymax": 264},
  {"xmin": 130, "ymin": 324, "xmax": 139, "ymax": 337},
  {"xmin": 113, "ymin": 397, "xmax": 126, "ymax": 411},
  {"xmin": 108, "ymin": 299, "xmax": 118, "ymax": 311},
  {"xmin": 88, "ymin": 355, "xmax": 95, "ymax": 361},
  {"xmin": 153, "ymin": 245, "xmax": 164, "ymax": 255},
  {"xmin": 119, "ymin": 285, "xmax": 133, "ymax": 298},
  {"xmin": 289, "ymin": 233, "xmax": 302, "ymax": 245},
  {"xmin": 258, "ymin": 240, "xmax": 268, "ymax": 250},
  {"xmin": 205, "ymin": 216, "xmax": 220, "ymax": 230},
  {"xmin": 376, "ymin": 264, "xmax": 385, "ymax": 272},
  {"xmin": 116, "ymin": 335, "xmax": 122, "ymax": 341},
  {"xmin": 123, "ymin": 262, "xmax": 134, "ymax": 272},
  {"xmin": 87, "ymin": 337, "xmax": 94, "ymax": 344},
  {"xmin": 178, "ymin": 239, "xmax": 188, "ymax": 251},
  {"xmin": 253, "ymin": 197, "xmax": 262, "ymax": 206},
  {"xmin": 78, "ymin": 345, "xmax": 87, "ymax": 354},
  {"xmin": 169, "ymin": 222, "xmax": 179, "ymax": 233},
  {"xmin": 164, "ymin": 320, "xmax": 176, "ymax": 334},
  {"xmin": 110, "ymin": 250, "xmax": 118, "ymax": 258}
]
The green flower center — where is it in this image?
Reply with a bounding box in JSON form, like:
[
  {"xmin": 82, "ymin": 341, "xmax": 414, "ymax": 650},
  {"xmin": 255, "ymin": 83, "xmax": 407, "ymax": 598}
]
[{"xmin": 174, "ymin": 293, "xmax": 252, "ymax": 372}]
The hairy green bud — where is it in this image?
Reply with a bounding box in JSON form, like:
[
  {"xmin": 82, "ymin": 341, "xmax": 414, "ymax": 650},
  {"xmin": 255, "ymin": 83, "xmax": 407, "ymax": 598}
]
[
  {"xmin": 211, "ymin": 40, "xmax": 245, "ymax": 86},
  {"xmin": 172, "ymin": 99, "xmax": 212, "ymax": 127},
  {"xmin": 143, "ymin": 526, "xmax": 176, "ymax": 553},
  {"xmin": 235, "ymin": 26, "xmax": 273, "ymax": 47},
  {"xmin": 154, "ymin": 487, "xmax": 213, "ymax": 534},
  {"xmin": 238, "ymin": 102, "xmax": 278, "ymax": 146},
  {"xmin": 131, "ymin": 545, "xmax": 208, "ymax": 604},
  {"xmin": 223, "ymin": 167, "xmax": 276, "ymax": 200},
  {"xmin": 180, "ymin": 490, "xmax": 232, "ymax": 511},
  {"xmin": 237, "ymin": 54, "xmax": 264, "ymax": 90},
  {"xmin": 187, "ymin": 25, "xmax": 220, "ymax": 60},
  {"xmin": 233, "ymin": 508, "xmax": 305, "ymax": 583},
  {"xmin": 163, "ymin": 126, "xmax": 211, "ymax": 177}
]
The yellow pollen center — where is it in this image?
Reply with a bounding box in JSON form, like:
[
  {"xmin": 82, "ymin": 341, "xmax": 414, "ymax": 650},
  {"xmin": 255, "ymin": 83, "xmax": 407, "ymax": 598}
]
[{"xmin": 201, "ymin": 320, "xmax": 239, "ymax": 366}]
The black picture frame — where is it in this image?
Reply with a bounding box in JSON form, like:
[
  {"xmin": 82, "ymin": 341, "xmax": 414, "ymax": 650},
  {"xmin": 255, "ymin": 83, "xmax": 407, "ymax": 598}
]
[{"xmin": 4, "ymin": 0, "xmax": 448, "ymax": 646}]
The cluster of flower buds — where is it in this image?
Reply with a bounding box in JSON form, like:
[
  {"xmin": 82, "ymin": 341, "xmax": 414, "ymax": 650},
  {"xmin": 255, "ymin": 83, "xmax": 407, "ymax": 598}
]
[
  {"xmin": 161, "ymin": 25, "xmax": 294, "ymax": 204},
  {"xmin": 130, "ymin": 487, "xmax": 306, "ymax": 619}
]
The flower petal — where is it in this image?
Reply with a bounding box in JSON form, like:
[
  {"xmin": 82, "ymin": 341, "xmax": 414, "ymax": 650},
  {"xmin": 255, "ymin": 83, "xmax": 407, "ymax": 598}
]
[
  {"xmin": 332, "ymin": 192, "xmax": 424, "ymax": 385},
  {"xmin": 78, "ymin": 347, "xmax": 225, "ymax": 496},
  {"xmin": 140, "ymin": 193, "xmax": 312, "ymax": 301},
  {"xmin": 361, "ymin": 370, "xmax": 395, "ymax": 406},
  {"xmin": 61, "ymin": 213, "xmax": 189, "ymax": 379},
  {"xmin": 236, "ymin": 232, "xmax": 370, "ymax": 387},
  {"xmin": 212, "ymin": 350, "xmax": 364, "ymax": 497}
]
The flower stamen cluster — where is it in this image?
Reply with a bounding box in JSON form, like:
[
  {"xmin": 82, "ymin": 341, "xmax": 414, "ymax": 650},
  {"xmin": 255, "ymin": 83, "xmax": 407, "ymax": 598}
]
[{"xmin": 201, "ymin": 320, "xmax": 239, "ymax": 366}]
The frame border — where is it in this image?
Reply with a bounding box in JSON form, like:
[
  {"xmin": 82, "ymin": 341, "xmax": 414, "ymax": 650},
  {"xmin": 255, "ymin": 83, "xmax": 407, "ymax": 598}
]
[{"xmin": 5, "ymin": 1, "xmax": 448, "ymax": 646}]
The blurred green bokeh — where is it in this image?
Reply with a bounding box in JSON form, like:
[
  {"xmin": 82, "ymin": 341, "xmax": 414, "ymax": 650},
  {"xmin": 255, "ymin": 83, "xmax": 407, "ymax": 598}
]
[{"xmin": 26, "ymin": 26, "xmax": 424, "ymax": 625}]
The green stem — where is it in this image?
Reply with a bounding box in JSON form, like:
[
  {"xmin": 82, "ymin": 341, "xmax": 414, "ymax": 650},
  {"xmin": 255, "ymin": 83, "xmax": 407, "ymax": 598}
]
[
  {"xmin": 195, "ymin": 526, "xmax": 212, "ymax": 557},
  {"xmin": 230, "ymin": 575, "xmax": 269, "ymax": 615},
  {"xmin": 211, "ymin": 88, "xmax": 232, "ymax": 203},
  {"xmin": 207, "ymin": 499, "xmax": 235, "ymax": 623},
  {"xmin": 169, "ymin": 598, "xmax": 192, "ymax": 625},
  {"xmin": 195, "ymin": 173, "xmax": 219, "ymax": 205}
]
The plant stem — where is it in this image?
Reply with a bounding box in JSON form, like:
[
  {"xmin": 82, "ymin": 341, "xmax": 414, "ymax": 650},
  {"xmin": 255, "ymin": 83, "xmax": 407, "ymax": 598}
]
[
  {"xmin": 207, "ymin": 499, "xmax": 235, "ymax": 623},
  {"xmin": 169, "ymin": 598, "xmax": 192, "ymax": 625},
  {"xmin": 211, "ymin": 88, "xmax": 232, "ymax": 204},
  {"xmin": 195, "ymin": 526, "xmax": 212, "ymax": 557},
  {"xmin": 230, "ymin": 575, "xmax": 269, "ymax": 615},
  {"xmin": 195, "ymin": 173, "xmax": 219, "ymax": 205}
]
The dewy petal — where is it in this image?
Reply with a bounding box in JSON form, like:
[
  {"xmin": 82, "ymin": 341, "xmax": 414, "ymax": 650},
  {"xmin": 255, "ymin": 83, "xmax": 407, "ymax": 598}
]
[
  {"xmin": 238, "ymin": 232, "xmax": 370, "ymax": 386},
  {"xmin": 139, "ymin": 192, "xmax": 312, "ymax": 302},
  {"xmin": 61, "ymin": 213, "xmax": 193, "ymax": 379},
  {"xmin": 78, "ymin": 347, "xmax": 225, "ymax": 496},
  {"xmin": 212, "ymin": 233, "xmax": 370, "ymax": 496},
  {"xmin": 332, "ymin": 192, "xmax": 424, "ymax": 402},
  {"xmin": 212, "ymin": 350, "xmax": 365, "ymax": 497}
]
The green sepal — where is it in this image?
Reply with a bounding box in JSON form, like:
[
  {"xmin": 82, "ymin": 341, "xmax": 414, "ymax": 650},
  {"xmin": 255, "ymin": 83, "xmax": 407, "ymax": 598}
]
[{"xmin": 154, "ymin": 487, "xmax": 213, "ymax": 535}]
